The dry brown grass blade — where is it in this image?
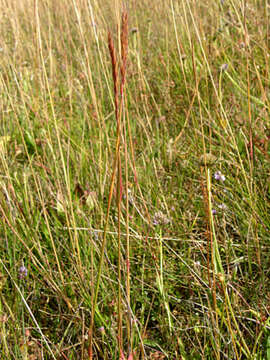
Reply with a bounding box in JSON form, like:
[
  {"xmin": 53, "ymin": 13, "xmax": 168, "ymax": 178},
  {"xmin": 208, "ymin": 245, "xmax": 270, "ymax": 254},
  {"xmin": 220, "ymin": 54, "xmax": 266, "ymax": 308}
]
[
  {"xmin": 108, "ymin": 31, "xmax": 119, "ymax": 120},
  {"xmin": 120, "ymin": 10, "xmax": 128, "ymax": 88}
]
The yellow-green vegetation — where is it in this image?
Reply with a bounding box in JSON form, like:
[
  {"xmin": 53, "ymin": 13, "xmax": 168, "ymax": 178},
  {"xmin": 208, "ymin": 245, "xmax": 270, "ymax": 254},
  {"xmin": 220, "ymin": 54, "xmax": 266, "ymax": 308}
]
[{"xmin": 0, "ymin": 0, "xmax": 269, "ymax": 358}]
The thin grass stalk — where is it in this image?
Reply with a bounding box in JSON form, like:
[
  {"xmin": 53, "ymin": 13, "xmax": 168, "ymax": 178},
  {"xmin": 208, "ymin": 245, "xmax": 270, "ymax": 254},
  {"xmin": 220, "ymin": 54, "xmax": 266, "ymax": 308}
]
[
  {"xmin": 109, "ymin": 25, "xmax": 124, "ymax": 355},
  {"xmin": 125, "ymin": 96, "xmax": 151, "ymax": 358},
  {"xmin": 124, "ymin": 97, "xmax": 131, "ymax": 352},
  {"xmin": 170, "ymin": 0, "xmax": 190, "ymax": 101},
  {"xmin": 244, "ymin": 11, "xmax": 261, "ymax": 279},
  {"xmin": 222, "ymin": 281, "xmax": 251, "ymax": 357},
  {"xmin": 88, "ymin": 30, "xmax": 120, "ymax": 359},
  {"xmin": 244, "ymin": 1, "xmax": 262, "ymax": 272},
  {"xmin": 117, "ymin": 154, "xmax": 123, "ymax": 355},
  {"xmin": 207, "ymin": 172, "xmax": 224, "ymax": 276},
  {"xmin": 195, "ymin": 54, "xmax": 221, "ymax": 356},
  {"xmin": 126, "ymin": 106, "xmax": 152, "ymax": 225},
  {"xmin": 192, "ymin": 44, "xmax": 212, "ymax": 287},
  {"xmin": 88, "ymin": 13, "xmax": 129, "ymax": 357},
  {"xmin": 117, "ymin": 11, "xmax": 128, "ymax": 356},
  {"xmin": 265, "ymin": 0, "xmax": 269, "ymax": 85},
  {"xmin": 88, "ymin": 112, "xmax": 120, "ymax": 359},
  {"xmin": 119, "ymin": 9, "xmax": 133, "ymax": 355},
  {"xmin": 120, "ymin": 11, "xmax": 128, "ymax": 96},
  {"xmin": 243, "ymin": 0, "xmax": 254, "ymax": 167},
  {"xmin": 207, "ymin": 174, "xmax": 251, "ymax": 358},
  {"xmin": 200, "ymin": 166, "xmax": 220, "ymax": 359},
  {"xmin": 218, "ymin": 277, "xmax": 240, "ymax": 359}
]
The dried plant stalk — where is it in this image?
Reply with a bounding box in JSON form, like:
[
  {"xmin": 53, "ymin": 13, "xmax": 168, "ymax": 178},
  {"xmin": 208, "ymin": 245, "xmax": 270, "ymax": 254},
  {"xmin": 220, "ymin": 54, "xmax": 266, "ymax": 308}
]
[
  {"xmin": 88, "ymin": 11, "xmax": 128, "ymax": 360},
  {"xmin": 120, "ymin": 10, "xmax": 128, "ymax": 89},
  {"xmin": 108, "ymin": 31, "xmax": 119, "ymax": 121}
]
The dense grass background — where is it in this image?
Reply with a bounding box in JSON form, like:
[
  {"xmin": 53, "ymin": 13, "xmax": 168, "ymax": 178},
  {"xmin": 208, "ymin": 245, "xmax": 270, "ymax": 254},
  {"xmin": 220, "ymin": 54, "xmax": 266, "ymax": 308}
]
[{"xmin": 0, "ymin": 0, "xmax": 270, "ymax": 358}]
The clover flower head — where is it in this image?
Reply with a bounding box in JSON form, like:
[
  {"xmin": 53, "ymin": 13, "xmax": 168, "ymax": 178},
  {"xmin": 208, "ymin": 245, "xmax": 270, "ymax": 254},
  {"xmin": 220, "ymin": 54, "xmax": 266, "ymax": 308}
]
[{"xmin": 152, "ymin": 211, "xmax": 171, "ymax": 226}]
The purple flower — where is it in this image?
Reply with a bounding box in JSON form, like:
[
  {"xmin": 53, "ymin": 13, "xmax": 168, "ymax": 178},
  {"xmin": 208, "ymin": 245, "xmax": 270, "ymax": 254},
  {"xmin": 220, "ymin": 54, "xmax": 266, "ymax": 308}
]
[
  {"xmin": 214, "ymin": 171, "xmax": 225, "ymax": 182},
  {"xmin": 212, "ymin": 209, "xmax": 217, "ymax": 215},
  {"xmin": 19, "ymin": 266, "xmax": 28, "ymax": 279},
  {"xmin": 98, "ymin": 326, "xmax": 105, "ymax": 334},
  {"xmin": 218, "ymin": 203, "xmax": 227, "ymax": 211},
  {"xmin": 220, "ymin": 63, "xmax": 228, "ymax": 72}
]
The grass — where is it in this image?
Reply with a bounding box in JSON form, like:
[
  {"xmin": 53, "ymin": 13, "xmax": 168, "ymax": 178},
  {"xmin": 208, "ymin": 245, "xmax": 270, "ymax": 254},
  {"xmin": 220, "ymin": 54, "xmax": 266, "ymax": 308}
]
[{"xmin": 0, "ymin": 0, "xmax": 270, "ymax": 358}]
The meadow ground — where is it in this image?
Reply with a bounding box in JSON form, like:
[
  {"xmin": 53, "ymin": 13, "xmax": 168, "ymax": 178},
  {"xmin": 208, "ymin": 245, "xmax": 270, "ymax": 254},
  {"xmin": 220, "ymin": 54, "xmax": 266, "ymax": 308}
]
[{"xmin": 0, "ymin": 0, "xmax": 269, "ymax": 359}]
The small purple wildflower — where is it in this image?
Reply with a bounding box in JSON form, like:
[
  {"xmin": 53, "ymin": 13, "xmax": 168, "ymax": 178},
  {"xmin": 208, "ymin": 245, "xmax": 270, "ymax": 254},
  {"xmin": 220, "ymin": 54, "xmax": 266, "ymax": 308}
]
[
  {"xmin": 218, "ymin": 203, "xmax": 227, "ymax": 210},
  {"xmin": 214, "ymin": 171, "xmax": 226, "ymax": 182},
  {"xmin": 19, "ymin": 266, "xmax": 28, "ymax": 279},
  {"xmin": 220, "ymin": 63, "xmax": 228, "ymax": 72},
  {"xmin": 98, "ymin": 326, "xmax": 105, "ymax": 334},
  {"xmin": 212, "ymin": 209, "xmax": 217, "ymax": 215}
]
